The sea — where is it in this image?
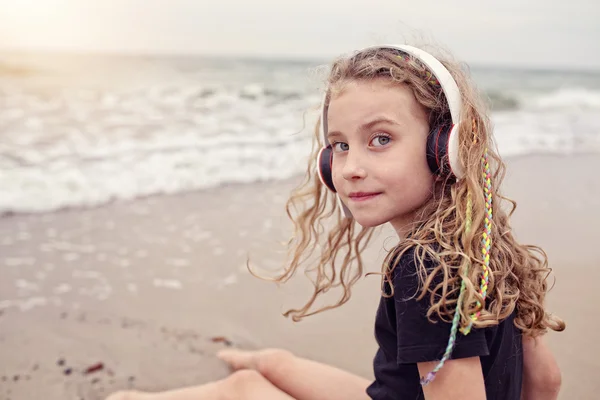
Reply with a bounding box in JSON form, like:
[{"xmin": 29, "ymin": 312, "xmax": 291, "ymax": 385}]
[{"xmin": 1, "ymin": 52, "xmax": 599, "ymax": 215}]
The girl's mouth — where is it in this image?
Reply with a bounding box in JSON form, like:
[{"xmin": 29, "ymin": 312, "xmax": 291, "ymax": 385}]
[{"xmin": 348, "ymin": 192, "xmax": 382, "ymax": 202}]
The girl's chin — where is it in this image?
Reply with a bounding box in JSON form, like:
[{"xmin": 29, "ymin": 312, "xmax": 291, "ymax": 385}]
[{"xmin": 352, "ymin": 215, "xmax": 390, "ymax": 229}]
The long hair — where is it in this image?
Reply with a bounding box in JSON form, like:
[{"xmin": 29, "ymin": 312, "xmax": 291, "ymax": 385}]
[{"xmin": 261, "ymin": 46, "xmax": 564, "ymax": 337}]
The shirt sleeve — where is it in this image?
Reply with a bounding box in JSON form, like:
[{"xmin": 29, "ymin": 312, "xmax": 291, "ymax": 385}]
[{"xmin": 391, "ymin": 248, "xmax": 490, "ymax": 365}]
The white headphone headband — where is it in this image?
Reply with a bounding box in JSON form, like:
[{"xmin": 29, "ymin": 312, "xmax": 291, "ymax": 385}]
[{"xmin": 320, "ymin": 44, "xmax": 462, "ymax": 145}]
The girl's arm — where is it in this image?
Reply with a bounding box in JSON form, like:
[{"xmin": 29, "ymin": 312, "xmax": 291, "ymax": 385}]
[
  {"xmin": 521, "ymin": 336, "xmax": 562, "ymax": 400},
  {"xmin": 417, "ymin": 357, "xmax": 486, "ymax": 400}
]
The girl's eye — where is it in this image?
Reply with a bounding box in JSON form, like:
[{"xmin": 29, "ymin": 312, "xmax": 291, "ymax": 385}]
[
  {"xmin": 370, "ymin": 134, "xmax": 391, "ymax": 147},
  {"xmin": 332, "ymin": 142, "xmax": 349, "ymax": 152}
]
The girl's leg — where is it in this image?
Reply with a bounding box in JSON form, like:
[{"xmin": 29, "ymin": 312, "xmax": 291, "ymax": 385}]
[
  {"xmin": 105, "ymin": 369, "xmax": 294, "ymax": 400},
  {"xmin": 218, "ymin": 348, "xmax": 371, "ymax": 400}
]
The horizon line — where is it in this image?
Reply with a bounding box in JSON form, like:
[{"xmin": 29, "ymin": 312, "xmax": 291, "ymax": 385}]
[{"xmin": 1, "ymin": 46, "xmax": 599, "ymax": 74}]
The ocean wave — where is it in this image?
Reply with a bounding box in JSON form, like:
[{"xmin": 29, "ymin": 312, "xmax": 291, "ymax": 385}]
[
  {"xmin": 486, "ymin": 87, "xmax": 600, "ymax": 111},
  {"xmin": 526, "ymin": 88, "xmax": 600, "ymax": 110},
  {"xmin": 0, "ymin": 134, "xmax": 313, "ymax": 215},
  {"xmin": 1, "ymin": 111, "xmax": 599, "ymax": 216},
  {"xmin": 486, "ymin": 91, "xmax": 521, "ymax": 110},
  {"xmin": 1, "ymin": 55, "xmax": 600, "ymax": 215}
]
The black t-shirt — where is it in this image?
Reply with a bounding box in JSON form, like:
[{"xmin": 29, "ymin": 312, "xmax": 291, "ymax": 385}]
[{"xmin": 366, "ymin": 247, "xmax": 523, "ymax": 400}]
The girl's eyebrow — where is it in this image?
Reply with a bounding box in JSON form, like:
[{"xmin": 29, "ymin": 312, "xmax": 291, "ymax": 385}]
[{"xmin": 327, "ymin": 116, "xmax": 401, "ymax": 141}]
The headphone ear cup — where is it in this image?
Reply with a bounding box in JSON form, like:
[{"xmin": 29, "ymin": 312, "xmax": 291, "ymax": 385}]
[
  {"xmin": 317, "ymin": 146, "xmax": 336, "ymax": 192},
  {"xmin": 426, "ymin": 124, "xmax": 453, "ymax": 176}
]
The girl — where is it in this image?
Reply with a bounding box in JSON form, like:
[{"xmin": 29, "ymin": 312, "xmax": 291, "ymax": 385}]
[{"xmin": 107, "ymin": 44, "xmax": 565, "ymax": 400}]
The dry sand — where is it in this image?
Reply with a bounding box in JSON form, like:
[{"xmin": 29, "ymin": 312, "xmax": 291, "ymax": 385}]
[{"xmin": 0, "ymin": 154, "xmax": 599, "ymax": 399}]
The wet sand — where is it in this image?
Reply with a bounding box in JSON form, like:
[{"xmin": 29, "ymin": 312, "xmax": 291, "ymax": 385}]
[{"xmin": 0, "ymin": 154, "xmax": 599, "ymax": 399}]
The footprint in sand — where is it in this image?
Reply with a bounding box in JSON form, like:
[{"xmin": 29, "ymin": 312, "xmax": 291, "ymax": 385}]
[
  {"xmin": 4, "ymin": 257, "xmax": 36, "ymax": 267},
  {"xmin": 17, "ymin": 231, "xmax": 32, "ymax": 241},
  {"xmin": 64, "ymin": 253, "xmax": 80, "ymax": 262},
  {"xmin": 165, "ymin": 258, "xmax": 191, "ymax": 267},
  {"xmin": 134, "ymin": 250, "xmax": 148, "ymax": 258}
]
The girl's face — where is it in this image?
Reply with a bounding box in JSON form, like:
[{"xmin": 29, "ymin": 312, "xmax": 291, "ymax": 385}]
[{"xmin": 327, "ymin": 79, "xmax": 435, "ymax": 234}]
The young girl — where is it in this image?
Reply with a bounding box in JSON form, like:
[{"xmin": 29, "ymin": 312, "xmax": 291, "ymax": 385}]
[{"xmin": 107, "ymin": 44, "xmax": 565, "ymax": 400}]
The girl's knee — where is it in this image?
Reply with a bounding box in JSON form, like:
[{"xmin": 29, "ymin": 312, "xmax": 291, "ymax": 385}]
[
  {"xmin": 227, "ymin": 369, "xmax": 263, "ymax": 385},
  {"xmin": 223, "ymin": 369, "xmax": 267, "ymax": 397},
  {"xmin": 255, "ymin": 349, "xmax": 294, "ymax": 379}
]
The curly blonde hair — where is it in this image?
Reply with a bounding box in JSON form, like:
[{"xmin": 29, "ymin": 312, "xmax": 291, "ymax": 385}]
[{"xmin": 265, "ymin": 46, "xmax": 565, "ymax": 338}]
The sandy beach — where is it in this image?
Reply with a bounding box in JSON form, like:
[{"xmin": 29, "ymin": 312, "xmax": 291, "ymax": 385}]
[{"xmin": 1, "ymin": 153, "xmax": 599, "ymax": 400}]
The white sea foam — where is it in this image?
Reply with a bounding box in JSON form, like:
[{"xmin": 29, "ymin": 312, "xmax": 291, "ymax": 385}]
[{"xmin": 1, "ymin": 54, "xmax": 599, "ymax": 215}]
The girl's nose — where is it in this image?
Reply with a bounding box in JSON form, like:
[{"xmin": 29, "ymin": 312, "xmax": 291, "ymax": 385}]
[{"xmin": 341, "ymin": 150, "xmax": 367, "ymax": 181}]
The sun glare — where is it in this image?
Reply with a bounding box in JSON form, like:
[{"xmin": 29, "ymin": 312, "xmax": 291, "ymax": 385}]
[{"xmin": 0, "ymin": 1, "xmax": 80, "ymax": 49}]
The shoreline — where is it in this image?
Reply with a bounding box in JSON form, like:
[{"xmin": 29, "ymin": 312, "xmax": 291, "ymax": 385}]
[{"xmin": 2, "ymin": 151, "xmax": 599, "ymax": 220}]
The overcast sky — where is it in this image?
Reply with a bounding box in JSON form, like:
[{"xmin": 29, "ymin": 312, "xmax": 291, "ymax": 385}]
[{"xmin": 0, "ymin": 0, "xmax": 599, "ymax": 69}]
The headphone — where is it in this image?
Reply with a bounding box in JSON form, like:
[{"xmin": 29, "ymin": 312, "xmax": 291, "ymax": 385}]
[{"xmin": 316, "ymin": 44, "xmax": 465, "ymax": 218}]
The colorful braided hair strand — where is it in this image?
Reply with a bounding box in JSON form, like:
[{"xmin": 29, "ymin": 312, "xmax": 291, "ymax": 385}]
[
  {"xmin": 420, "ymin": 119, "xmax": 494, "ymax": 386},
  {"xmin": 394, "ymin": 53, "xmax": 494, "ymax": 385},
  {"xmin": 461, "ymin": 147, "xmax": 493, "ymax": 335}
]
